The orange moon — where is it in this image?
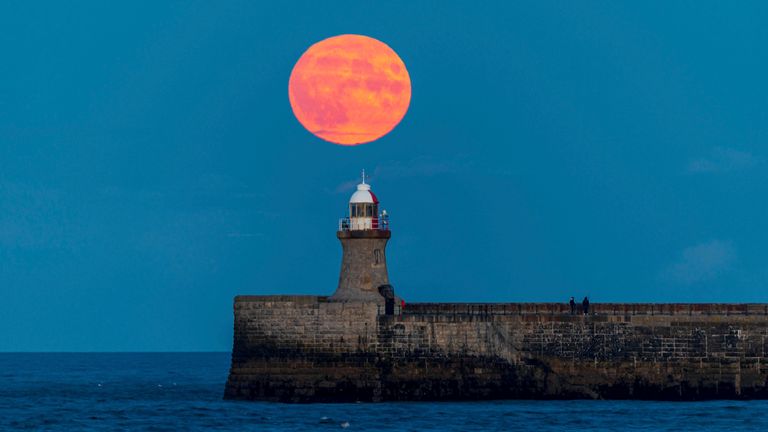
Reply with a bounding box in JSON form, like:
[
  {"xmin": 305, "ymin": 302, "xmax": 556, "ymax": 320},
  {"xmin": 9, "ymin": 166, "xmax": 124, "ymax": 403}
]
[{"xmin": 288, "ymin": 34, "xmax": 411, "ymax": 146}]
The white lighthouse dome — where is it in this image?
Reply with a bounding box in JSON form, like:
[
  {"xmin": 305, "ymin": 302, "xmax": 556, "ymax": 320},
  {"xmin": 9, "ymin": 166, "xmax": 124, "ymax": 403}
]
[{"xmin": 350, "ymin": 182, "xmax": 379, "ymax": 204}]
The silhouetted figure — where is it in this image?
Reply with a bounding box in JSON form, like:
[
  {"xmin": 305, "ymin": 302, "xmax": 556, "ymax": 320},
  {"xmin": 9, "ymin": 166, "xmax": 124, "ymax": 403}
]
[
  {"xmin": 569, "ymin": 297, "xmax": 576, "ymax": 315},
  {"xmin": 378, "ymin": 284, "xmax": 395, "ymax": 315},
  {"xmin": 582, "ymin": 296, "xmax": 590, "ymax": 315}
]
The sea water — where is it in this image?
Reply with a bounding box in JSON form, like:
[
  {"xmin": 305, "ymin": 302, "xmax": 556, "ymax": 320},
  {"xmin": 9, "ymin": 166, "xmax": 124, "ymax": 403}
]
[{"xmin": 0, "ymin": 353, "xmax": 765, "ymax": 431}]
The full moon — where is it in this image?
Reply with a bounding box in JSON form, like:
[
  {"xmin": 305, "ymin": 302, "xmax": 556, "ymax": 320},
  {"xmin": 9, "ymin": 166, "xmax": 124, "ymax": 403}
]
[{"xmin": 288, "ymin": 34, "xmax": 412, "ymax": 146}]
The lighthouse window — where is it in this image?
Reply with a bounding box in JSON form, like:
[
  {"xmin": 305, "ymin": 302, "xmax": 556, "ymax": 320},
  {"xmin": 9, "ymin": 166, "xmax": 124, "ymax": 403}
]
[{"xmin": 366, "ymin": 205, "xmax": 373, "ymax": 217}]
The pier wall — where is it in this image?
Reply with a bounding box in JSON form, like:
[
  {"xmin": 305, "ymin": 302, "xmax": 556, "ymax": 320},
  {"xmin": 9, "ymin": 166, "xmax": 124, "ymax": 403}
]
[{"xmin": 225, "ymin": 297, "xmax": 768, "ymax": 402}]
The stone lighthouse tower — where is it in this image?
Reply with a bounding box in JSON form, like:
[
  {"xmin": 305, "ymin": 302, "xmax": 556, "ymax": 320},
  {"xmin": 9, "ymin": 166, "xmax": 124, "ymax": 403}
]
[{"xmin": 330, "ymin": 171, "xmax": 392, "ymax": 304}]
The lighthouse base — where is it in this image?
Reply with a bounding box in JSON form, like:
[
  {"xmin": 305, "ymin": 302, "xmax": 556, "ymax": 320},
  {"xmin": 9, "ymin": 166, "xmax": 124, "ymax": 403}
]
[{"xmin": 330, "ymin": 230, "xmax": 391, "ymax": 303}]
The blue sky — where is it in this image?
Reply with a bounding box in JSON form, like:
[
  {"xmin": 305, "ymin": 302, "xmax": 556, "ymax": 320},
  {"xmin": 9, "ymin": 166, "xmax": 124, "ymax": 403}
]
[{"xmin": 2, "ymin": 1, "xmax": 767, "ymax": 351}]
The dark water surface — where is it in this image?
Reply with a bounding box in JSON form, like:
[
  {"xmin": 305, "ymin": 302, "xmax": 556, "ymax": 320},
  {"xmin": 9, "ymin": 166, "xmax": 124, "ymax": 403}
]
[{"xmin": 0, "ymin": 353, "xmax": 764, "ymax": 431}]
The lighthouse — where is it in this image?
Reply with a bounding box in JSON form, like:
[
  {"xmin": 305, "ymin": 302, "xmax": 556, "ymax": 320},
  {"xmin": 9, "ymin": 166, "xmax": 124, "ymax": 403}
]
[{"xmin": 330, "ymin": 171, "xmax": 395, "ymax": 305}]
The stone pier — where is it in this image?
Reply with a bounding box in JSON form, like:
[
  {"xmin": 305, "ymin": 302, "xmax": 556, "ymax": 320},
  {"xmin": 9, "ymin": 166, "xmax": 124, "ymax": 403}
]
[{"xmin": 224, "ymin": 297, "xmax": 768, "ymax": 402}]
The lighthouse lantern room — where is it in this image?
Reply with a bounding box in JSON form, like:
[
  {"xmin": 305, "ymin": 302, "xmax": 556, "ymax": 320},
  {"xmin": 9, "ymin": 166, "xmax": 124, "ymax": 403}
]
[{"xmin": 339, "ymin": 170, "xmax": 389, "ymax": 232}]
